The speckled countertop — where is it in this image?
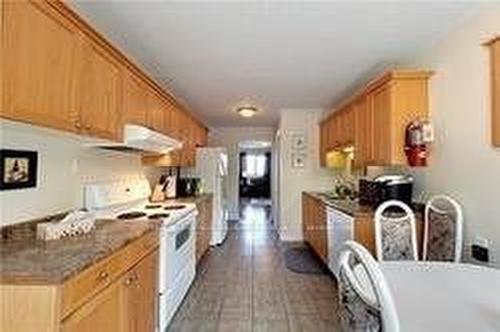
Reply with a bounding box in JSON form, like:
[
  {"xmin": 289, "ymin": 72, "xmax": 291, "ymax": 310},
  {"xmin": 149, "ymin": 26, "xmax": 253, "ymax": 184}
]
[
  {"xmin": 304, "ymin": 191, "xmax": 423, "ymax": 218},
  {"xmin": 304, "ymin": 191, "xmax": 373, "ymax": 217},
  {"xmin": 0, "ymin": 217, "xmax": 160, "ymax": 285}
]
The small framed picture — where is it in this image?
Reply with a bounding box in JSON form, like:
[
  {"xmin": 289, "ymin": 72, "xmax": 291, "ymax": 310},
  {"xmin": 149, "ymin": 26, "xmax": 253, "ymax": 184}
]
[
  {"xmin": 292, "ymin": 153, "xmax": 306, "ymax": 169},
  {"xmin": 291, "ymin": 133, "xmax": 307, "ymax": 151},
  {"xmin": 0, "ymin": 149, "xmax": 38, "ymax": 190}
]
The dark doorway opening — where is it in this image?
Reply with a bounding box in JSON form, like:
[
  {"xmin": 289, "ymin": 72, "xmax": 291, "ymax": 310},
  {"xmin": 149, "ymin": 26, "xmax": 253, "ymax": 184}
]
[{"xmin": 239, "ymin": 151, "xmax": 271, "ymax": 199}]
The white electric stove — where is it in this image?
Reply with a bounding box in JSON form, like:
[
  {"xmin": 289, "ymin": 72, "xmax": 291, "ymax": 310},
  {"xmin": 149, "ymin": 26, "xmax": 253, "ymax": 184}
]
[{"xmin": 84, "ymin": 179, "xmax": 197, "ymax": 332}]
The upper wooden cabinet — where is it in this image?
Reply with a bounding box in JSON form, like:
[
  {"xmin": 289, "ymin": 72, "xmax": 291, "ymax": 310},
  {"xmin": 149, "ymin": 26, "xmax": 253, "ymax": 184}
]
[
  {"xmin": 320, "ymin": 70, "xmax": 432, "ymax": 167},
  {"xmin": 487, "ymin": 37, "xmax": 500, "ymax": 146},
  {"xmin": 2, "ymin": 1, "xmax": 81, "ymax": 133},
  {"xmin": 1, "ymin": 1, "xmax": 206, "ymax": 147},
  {"xmin": 77, "ymin": 38, "xmax": 123, "ymax": 140},
  {"xmin": 123, "ymin": 72, "xmax": 148, "ymax": 127}
]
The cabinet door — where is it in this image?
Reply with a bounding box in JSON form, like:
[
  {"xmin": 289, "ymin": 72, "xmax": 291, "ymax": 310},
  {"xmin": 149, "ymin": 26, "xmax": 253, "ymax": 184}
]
[
  {"xmin": 78, "ymin": 39, "xmax": 122, "ymax": 140},
  {"xmin": 302, "ymin": 194, "xmax": 312, "ymax": 244},
  {"xmin": 354, "ymin": 96, "xmax": 374, "ymax": 167},
  {"xmin": 146, "ymin": 90, "xmax": 165, "ymax": 133},
  {"xmin": 370, "ymin": 83, "xmax": 392, "ymax": 165},
  {"xmin": 61, "ymin": 275, "xmax": 127, "ymax": 332},
  {"xmin": 319, "ymin": 122, "xmax": 328, "ymax": 167},
  {"xmin": 313, "ymin": 199, "xmax": 328, "ymax": 262},
  {"xmin": 2, "ymin": 1, "xmax": 80, "ymax": 132},
  {"xmin": 123, "ymin": 72, "xmax": 148, "ymax": 126},
  {"xmin": 124, "ymin": 250, "xmax": 158, "ymax": 332}
]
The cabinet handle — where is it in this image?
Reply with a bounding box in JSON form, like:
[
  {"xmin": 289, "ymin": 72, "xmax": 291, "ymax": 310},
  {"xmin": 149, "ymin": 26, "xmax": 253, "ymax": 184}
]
[
  {"xmin": 75, "ymin": 120, "xmax": 82, "ymax": 129},
  {"xmin": 124, "ymin": 276, "xmax": 134, "ymax": 286},
  {"xmin": 98, "ymin": 271, "xmax": 109, "ymax": 280}
]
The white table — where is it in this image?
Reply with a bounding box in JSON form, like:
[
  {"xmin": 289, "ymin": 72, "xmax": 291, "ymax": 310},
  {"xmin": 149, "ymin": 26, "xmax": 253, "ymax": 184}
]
[{"xmin": 380, "ymin": 262, "xmax": 500, "ymax": 332}]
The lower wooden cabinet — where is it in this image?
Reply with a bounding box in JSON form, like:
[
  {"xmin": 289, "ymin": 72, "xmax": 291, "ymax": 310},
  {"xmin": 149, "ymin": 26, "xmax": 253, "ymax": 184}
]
[
  {"xmin": 195, "ymin": 196, "xmax": 213, "ymax": 262},
  {"xmin": 302, "ymin": 193, "xmax": 328, "ymax": 263},
  {"xmin": 1, "ymin": 231, "xmax": 159, "ymax": 332}
]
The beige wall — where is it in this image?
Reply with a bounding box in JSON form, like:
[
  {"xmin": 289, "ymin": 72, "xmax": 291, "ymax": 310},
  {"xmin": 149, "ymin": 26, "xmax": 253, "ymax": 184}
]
[
  {"xmin": 408, "ymin": 6, "xmax": 500, "ymax": 267},
  {"xmin": 278, "ymin": 109, "xmax": 337, "ymax": 241},
  {"xmin": 208, "ymin": 126, "xmax": 275, "ymax": 220},
  {"xmin": 0, "ymin": 120, "xmax": 161, "ymax": 226}
]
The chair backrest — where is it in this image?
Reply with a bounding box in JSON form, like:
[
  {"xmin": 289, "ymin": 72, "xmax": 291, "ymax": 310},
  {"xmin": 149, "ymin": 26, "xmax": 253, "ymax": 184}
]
[
  {"xmin": 374, "ymin": 200, "xmax": 418, "ymax": 261},
  {"xmin": 423, "ymin": 195, "xmax": 463, "ymax": 262},
  {"xmin": 338, "ymin": 241, "xmax": 400, "ymax": 332}
]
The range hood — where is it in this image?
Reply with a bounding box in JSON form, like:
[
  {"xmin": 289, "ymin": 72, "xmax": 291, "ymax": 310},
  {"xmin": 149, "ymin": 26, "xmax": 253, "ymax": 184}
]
[{"xmin": 88, "ymin": 124, "xmax": 182, "ymax": 154}]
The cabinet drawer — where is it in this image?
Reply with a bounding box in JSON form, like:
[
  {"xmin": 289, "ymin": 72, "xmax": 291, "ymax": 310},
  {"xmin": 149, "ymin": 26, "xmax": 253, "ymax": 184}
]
[{"xmin": 61, "ymin": 230, "xmax": 159, "ymax": 318}]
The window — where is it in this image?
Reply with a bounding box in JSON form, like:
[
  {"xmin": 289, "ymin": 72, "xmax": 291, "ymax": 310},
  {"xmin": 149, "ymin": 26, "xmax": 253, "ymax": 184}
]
[{"xmin": 242, "ymin": 154, "xmax": 266, "ymax": 178}]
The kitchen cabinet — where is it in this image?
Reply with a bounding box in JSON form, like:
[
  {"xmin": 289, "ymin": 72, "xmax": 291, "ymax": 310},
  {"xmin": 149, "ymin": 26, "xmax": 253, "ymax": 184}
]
[
  {"xmin": 123, "ymin": 72, "xmax": 148, "ymax": 127},
  {"xmin": 61, "ymin": 274, "xmax": 126, "ymax": 332},
  {"xmin": 1, "ymin": 1, "xmax": 206, "ymax": 143},
  {"xmin": 487, "ymin": 37, "xmax": 500, "ymax": 146},
  {"xmin": 370, "ymin": 82, "xmax": 392, "ymax": 165},
  {"xmin": 1, "ymin": 229, "xmax": 159, "ymax": 332},
  {"xmin": 146, "ymin": 89, "xmax": 169, "ymax": 135},
  {"xmin": 319, "ymin": 70, "xmax": 432, "ymax": 167},
  {"xmin": 62, "ymin": 250, "xmax": 158, "ymax": 332},
  {"xmin": 123, "ymin": 250, "xmax": 158, "ymax": 332},
  {"xmin": 77, "ymin": 38, "xmax": 123, "ymax": 140},
  {"xmin": 195, "ymin": 195, "xmax": 213, "ymax": 263},
  {"xmin": 353, "ymin": 95, "xmax": 374, "ymax": 167},
  {"xmin": 2, "ymin": 1, "xmax": 81, "ymax": 133},
  {"xmin": 302, "ymin": 193, "xmax": 328, "ymax": 263}
]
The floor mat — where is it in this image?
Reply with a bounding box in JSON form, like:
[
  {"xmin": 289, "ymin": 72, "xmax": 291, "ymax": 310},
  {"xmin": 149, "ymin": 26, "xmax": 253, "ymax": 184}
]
[{"xmin": 284, "ymin": 246, "xmax": 328, "ymax": 275}]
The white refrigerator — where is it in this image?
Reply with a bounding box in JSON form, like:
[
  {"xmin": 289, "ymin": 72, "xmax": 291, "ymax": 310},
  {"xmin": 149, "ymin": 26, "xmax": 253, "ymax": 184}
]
[{"xmin": 196, "ymin": 147, "xmax": 228, "ymax": 245}]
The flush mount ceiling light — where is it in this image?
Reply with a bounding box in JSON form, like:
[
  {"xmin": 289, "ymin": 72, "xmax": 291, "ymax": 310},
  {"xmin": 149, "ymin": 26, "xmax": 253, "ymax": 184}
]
[{"xmin": 236, "ymin": 106, "xmax": 258, "ymax": 118}]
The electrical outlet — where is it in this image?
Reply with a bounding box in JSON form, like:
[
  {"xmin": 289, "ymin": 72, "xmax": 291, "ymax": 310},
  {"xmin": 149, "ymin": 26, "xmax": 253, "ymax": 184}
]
[{"xmin": 471, "ymin": 244, "xmax": 489, "ymax": 263}]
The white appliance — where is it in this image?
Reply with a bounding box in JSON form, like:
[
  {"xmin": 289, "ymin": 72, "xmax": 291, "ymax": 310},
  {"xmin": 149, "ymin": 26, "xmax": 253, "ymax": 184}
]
[
  {"xmin": 87, "ymin": 124, "xmax": 183, "ymax": 154},
  {"xmin": 327, "ymin": 207, "xmax": 354, "ymax": 278},
  {"xmin": 84, "ymin": 179, "xmax": 197, "ymax": 332},
  {"xmin": 196, "ymin": 147, "xmax": 228, "ymax": 245}
]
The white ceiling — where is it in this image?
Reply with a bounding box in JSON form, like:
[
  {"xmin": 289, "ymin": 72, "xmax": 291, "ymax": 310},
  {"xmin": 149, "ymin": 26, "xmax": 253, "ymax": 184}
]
[{"xmin": 70, "ymin": 1, "xmax": 486, "ymax": 127}]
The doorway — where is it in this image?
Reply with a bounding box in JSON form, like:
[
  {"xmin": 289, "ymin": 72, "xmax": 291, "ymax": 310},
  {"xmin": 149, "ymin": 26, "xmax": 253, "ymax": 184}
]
[{"xmin": 239, "ymin": 151, "xmax": 271, "ymax": 200}]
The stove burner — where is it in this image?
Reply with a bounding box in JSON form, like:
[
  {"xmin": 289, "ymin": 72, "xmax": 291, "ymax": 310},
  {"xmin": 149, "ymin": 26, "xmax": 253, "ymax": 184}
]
[
  {"xmin": 145, "ymin": 204, "xmax": 162, "ymax": 209},
  {"xmin": 148, "ymin": 213, "xmax": 171, "ymax": 220},
  {"xmin": 164, "ymin": 205, "xmax": 186, "ymax": 211},
  {"xmin": 117, "ymin": 211, "xmax": 147, "ymax": 220}
]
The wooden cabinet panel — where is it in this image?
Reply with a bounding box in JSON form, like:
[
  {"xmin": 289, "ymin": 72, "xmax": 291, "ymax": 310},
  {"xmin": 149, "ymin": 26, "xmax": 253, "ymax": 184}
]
[
  {"xmin": 370, "ymin": 83, "xmax": 392, "ymax": 165},
  {"xmin": 146, "ymin": 90, "xmax": 166, "ymax": 133},
  {"xmin": 490, "ymin": 38, "xmax": 500, "ymax": 146},
  {"xmin": 302, "ymin": 194, "xmax": 327, "ymax": 263},
  {"xmin": 124, "ymin": 250, "xmax": 158, "ymax": 332},
  {"xmin": 123, "ymin": 72, "xmax": 148, "ymax": 126},
  {"xmin": 196, "ymin": 197, "xmax": 213, "ymax": 262},
  {"xmin": 2, "ymin": 1, "xmax": 80, "ymax": 132},
  {"xmin": 61, "ymin": 276, "xmax": 126, "ymax": 332},
  {"xmin": 354, "ymin": 96, "xmax": 374, "ymax": 167},
  {"xmin": 78, "ymin": 38, "xmax": 122, "ymax": 140}
]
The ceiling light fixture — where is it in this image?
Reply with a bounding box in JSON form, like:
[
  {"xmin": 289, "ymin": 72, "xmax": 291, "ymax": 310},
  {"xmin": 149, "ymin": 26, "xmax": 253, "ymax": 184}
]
[{"xmin": 237, "ymin": 106, "xmax": 258, "ymax": 118}]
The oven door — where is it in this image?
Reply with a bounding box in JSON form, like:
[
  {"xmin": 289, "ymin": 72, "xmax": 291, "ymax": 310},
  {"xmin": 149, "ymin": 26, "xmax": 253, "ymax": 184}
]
[{"xmin": 161, "ymin": 211, "xmax": 196, "ymax": 290}]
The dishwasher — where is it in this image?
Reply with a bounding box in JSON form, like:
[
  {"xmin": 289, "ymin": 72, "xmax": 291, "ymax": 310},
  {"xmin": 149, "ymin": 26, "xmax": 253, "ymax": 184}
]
[{"xmin": 327, "ymin": 207, "xmax": 354, "ymax": 278}]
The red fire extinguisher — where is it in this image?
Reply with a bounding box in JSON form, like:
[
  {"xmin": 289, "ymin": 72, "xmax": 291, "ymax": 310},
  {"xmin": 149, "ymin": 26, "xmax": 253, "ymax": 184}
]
[{"xmin": 404, "ymin": 119, "xmax": 433, "ymax": 167}]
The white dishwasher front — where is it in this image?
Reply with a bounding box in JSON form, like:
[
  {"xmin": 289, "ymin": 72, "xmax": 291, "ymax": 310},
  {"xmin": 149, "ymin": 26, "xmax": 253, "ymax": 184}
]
[{"xmin": 327, "ymin": 207, "xmax": 354, "ymax": 278}]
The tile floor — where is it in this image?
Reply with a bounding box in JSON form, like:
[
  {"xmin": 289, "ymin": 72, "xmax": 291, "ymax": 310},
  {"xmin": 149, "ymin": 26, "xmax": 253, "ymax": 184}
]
[{"xmin": 168, "ymin": 200, "xmax": 340, "ymax": 332}]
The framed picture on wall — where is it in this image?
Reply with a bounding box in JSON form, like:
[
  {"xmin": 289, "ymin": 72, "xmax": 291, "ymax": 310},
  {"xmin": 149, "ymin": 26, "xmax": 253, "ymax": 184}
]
[
  {"xmin": 0, "ymin": 149, "xmax": 38, "ymax": 190},
  {"xmin": 291, "ymin": 132, "xmax": 307, "ymax": 151},
  {"xmin": 291, "ymin": 153, "xmax": 306, "ymax": 169}
]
